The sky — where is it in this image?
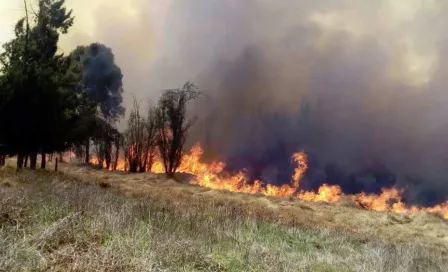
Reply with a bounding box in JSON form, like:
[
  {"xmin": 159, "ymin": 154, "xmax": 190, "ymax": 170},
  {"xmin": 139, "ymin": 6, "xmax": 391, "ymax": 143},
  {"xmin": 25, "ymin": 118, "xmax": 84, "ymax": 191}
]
[
  {"xmin": 0, "ymin": 0, "xmax": 171, "ymax": 108},
  {"xmin": 1, "ymin": 0, "xmax": 444, "ymax": 97}
]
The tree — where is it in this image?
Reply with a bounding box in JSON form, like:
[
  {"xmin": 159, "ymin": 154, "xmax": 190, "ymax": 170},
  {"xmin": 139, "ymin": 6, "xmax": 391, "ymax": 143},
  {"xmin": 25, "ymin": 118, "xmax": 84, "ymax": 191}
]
[
  {"xmin": 92, "ymin": 117, "xmax": 120, "ymax": 169},
  {"xmin": 0, "ymin": 0, "xmax": 76, "ymax": 170},
  {"xmin": 0, "ymin": 144, "xmax": 5, "ymax": 167},
  {"xmin": 123, "ymin": 98, "xmax": 145, "ymax": 173},
  {"xmin": 141, "ymin": 102, "xmax": 158, "ymax": 172},
  {"xmin": 123, "ymin": 99, "xmax": 158, "ymax": 173},
  {"xmin": 112, "ymin": 132, "xmax": 123, "ymax": 171},
  {"xmin": 68, "ymin": 43, "xmax": 125, "ymax": 163},
  {"xmin": 156, "ymin": 82, "xmax": 200, "ymax": 178}
]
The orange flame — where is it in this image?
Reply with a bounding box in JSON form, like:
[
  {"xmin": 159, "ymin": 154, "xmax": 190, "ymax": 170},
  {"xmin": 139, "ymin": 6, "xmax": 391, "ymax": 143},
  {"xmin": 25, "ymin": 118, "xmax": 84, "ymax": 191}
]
[
  {"xmin": 81, "ymin": 143, "xmax": 448, "ymax": 219},
  {"xmin": 353, "ymin": 188, "xmax": 448, "ymax": 217},
  {"xmin": 298, "ymin": 184, "xmax": 343, "ymax": 203},
  {"xmin": 292, "ymin": 151, "xmax": 307, "ymax": 187},
  {"xmin": 174, "ymin": 144, "xmax": 340, "ymax": 201},
  {"xmin": 171, "ymin": 144, "xmax": 448, "ymax": 218}
]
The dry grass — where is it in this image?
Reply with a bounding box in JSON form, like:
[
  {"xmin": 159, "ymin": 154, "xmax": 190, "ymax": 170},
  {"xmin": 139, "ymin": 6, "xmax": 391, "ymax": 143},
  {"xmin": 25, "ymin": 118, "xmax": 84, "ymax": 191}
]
[
  {"xmin": 0, "ymin": 165, "xmax": 447, "ymax": 271},
  {"xmin": 61, "ymin": 163, "xmax": 448, "ymax": 251}
]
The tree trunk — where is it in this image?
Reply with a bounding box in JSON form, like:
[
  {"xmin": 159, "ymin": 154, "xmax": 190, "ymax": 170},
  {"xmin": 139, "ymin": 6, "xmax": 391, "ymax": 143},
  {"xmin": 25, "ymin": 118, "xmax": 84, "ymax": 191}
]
[
  {"xmin": 17, "ymin": 154, "xmax": 24, "ymax": 170},
  {"xmin": 0, "ymin": 155, "xmax": 5, "ymax": 166},
  {"xmin": 105, "ymin": 158, "xmax": 111, "ymax": 170},
  {"xmin": 55, "ymin": 158, "xmax": 58, "ymax": 172},
  {"xmin": 147, "ymin": 150, "xmax": 155, "ymax": 172},
  {"xmin": 129, "ymin": 158, "xmax": 138, "ymax": 173},
  {"xmin": 41, "ymin": 151, "xmax": 46, "ymax": 169},
  {"xmin": 139, "ymin": 154, "xmax": 146, "ymax": 173},
  {"xmin": 105, "ymin": 141, "xmax": 112, "ymax": 170},
  {"xmin": 98, "ymin": 148, "xmax": 104, "ymax": 169},
  {"xmin": 85, "ymin": 139, "xmax": 90, "ymax": 164},
  {"xmin": 113, "ymin": 141, "xmax": 119, "ymax": 171},
  {"xmin": 59, "ymin": 152, "xmax": 64, "ymax": 163},
  {"xmin": 124, "ymin": 156, "xmax": 128, "ymax": 172},
  {"xmin": 29, "ymin": 152, "xmax": 37, "ymax": 170},
  {"xmin": 141, "ymin": 146, "xmax": 149, "ymax": 173},
  {"xmin": 24, "ymin": 155, "xmax": 29, "ymax": 168}
]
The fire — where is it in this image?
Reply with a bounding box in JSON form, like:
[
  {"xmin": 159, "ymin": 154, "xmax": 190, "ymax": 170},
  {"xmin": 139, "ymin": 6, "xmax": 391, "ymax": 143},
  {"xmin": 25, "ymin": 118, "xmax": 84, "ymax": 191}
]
[
  {"xmin": 298, "ymin": 184, "xmax": 343, "ymax": 203},
  {"xmin": 79, "ymin": 142, "xmax": 448, "ymax": 219},
  {"xmin": 427, "ymin": 202, "xmax": 448, "ymax": 219},
  {"xmin": 354, "ymin": 188, "xmax": 408, "ymax": 212},
  {"xmin": 116, "ymin": 159, "xmax": 125, "ymax": 171},
  {"xmin": 292, "ymin": 151, "xmax": 307, "ymax": 187},
  {"xmin": 171, "ymin": 144, "xmax": 341, "ymax": 201},
  {"xmin": 353, "ymin": 188, "xmax": 448, "ymax": 218},
  {"xmin": 167, "ymin": 144, "xmax": 448, "ymax": 218}
]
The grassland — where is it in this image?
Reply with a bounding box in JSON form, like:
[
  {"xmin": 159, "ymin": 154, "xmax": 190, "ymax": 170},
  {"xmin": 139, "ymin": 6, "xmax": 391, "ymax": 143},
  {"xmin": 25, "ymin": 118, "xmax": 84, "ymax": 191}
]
[{"xmin": 1, "ymin": 163, "xmax": 447, "ymax": 271}]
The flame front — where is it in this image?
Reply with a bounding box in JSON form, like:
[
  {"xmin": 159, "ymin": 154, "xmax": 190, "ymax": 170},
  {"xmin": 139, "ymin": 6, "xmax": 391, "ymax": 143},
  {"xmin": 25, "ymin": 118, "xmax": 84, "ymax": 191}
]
[
  {"xmin": 162, "ymin": 144, "xmax": 448, "ymax": 218},
  {"xmin": 353, "ymin": 188, "xmax": 448, "ymax": 218},
  {"xmin": 82, "ymin": 143, "xmax": 448, "ymax": 219},
  {"xmin": 166, "ymin": 144, "xmax": 342, "ymax": 202},
  {"xmin": 298, "ymin": 184, "xmax": 343, "ymax": 203}
]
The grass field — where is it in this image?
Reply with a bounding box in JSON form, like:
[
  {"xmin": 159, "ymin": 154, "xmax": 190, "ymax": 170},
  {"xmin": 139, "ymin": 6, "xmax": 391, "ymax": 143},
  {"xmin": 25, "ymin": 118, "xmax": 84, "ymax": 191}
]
[{"xmin": 1, "ymin": 164, "xmax": 447, "ymax": 271}]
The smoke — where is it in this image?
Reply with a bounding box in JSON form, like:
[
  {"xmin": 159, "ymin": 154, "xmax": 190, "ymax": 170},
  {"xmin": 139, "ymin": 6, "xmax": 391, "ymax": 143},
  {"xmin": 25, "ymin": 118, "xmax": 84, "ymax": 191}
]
[
  {"xmin": 79, "ymin": 43, "xmax": 125, "ymax": 120},
  {"xmin": 61, "ymin": 0, "xmax": 448, "ymax": 205}
]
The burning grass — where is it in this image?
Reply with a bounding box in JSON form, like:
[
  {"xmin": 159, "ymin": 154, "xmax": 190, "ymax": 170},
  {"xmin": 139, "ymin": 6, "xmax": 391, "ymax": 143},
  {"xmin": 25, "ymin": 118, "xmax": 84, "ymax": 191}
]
[
  {"xmin": 72, "ymin": 143, "xmax": 448, "ymax": 219},
  {"xmin": 1, "ymin": 166, "xmax": 447, "ymax": 271},
  {"xmin": 149, "ymin": 144, "xmax": 448, "ymax": 219}
]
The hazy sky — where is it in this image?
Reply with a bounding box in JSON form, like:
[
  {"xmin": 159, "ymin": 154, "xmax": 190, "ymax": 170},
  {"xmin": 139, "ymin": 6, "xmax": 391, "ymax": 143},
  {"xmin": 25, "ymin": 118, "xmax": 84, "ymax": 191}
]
[
  {"xmin": 0, "ymin": 0, "xmax": 171, "ymax": 110},
  {"xmin": 1, "ymin": 0, "xmax": 444, "ymax": 94}
]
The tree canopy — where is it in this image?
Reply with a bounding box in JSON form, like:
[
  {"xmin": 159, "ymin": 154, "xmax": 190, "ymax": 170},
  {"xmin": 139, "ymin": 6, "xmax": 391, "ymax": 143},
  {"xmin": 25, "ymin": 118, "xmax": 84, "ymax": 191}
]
[
  {"xmin": 69, "ymin": 43, "xmax": 125, "ymax": 122},
  {"xmin": 0, "ymin": 0, "xmax": 77, "ymax": 168},
  {"xmin": 0, "ymin": 1, "xmax": 198, "ymax": 177},
  {"xmin": 0, "ymin": 0, "xmax": 124, "ymax": 170}
]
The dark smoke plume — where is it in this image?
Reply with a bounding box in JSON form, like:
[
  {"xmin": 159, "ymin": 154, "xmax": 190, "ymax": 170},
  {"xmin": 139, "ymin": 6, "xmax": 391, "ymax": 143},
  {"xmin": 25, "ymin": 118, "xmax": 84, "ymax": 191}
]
[
  {"xmin": 73, "ymin": 43, "xmax": 125, "ymax": 120},
  {"xmin": 142, "ymin": 0, "xmax": 448, "ymax": 206},
  {"xmin": 70, "ymin": 0, "xmax": 448, "ymax": 206}
]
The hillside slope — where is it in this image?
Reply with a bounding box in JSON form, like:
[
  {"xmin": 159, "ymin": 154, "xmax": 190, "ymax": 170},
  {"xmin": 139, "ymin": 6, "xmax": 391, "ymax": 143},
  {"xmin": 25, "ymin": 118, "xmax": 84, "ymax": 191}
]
[
  {"xmin": 1, "ymin": 164, "xmax": 447, "ymax": 271},
  {"xmin": 62, "ymin": 164, "xmax": 448, "ymax": 251}
]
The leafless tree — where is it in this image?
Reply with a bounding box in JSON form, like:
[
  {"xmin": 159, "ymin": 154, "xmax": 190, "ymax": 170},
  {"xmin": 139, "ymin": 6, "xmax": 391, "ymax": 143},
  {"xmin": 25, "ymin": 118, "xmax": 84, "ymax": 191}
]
[
  {"xmin": 140, "ymin": 102, "xmax": 158, "ymax": 172},
  {"xmin": 156, "ymin": 82, "xmax": 200, "ymax": 178},
  {"xmin": 123, "ymin": 98, "xmax": 145, "ymax": 173},
  {"xmin": 123, "ymin": 98, "xmax": 160, "ymax": 173},
  {"xmin": 112, "ymin": 134, "xmax": 122, "ymax": 171}
]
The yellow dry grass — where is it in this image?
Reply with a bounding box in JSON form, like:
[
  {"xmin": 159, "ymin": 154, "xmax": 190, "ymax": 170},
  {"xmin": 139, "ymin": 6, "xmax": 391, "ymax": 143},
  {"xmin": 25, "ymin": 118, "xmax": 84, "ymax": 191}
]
[{"xmin": 59, "ymin": 163, "xmax": 448, "ymax": 252}]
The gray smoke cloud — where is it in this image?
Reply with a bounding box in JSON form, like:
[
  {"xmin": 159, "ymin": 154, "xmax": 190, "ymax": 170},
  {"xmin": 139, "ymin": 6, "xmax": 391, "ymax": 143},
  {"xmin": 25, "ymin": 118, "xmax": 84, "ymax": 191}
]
[{"xmin": 64, "ymin": 0, "xmax": 448, "ymax": 205}]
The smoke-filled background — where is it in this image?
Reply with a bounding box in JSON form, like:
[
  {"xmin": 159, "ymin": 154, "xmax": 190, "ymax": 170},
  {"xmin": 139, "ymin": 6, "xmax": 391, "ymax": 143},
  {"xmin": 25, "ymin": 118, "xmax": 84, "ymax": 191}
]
[{"xmin": 2, "ymin": 0, "xmax": 448, "ymax": 205}]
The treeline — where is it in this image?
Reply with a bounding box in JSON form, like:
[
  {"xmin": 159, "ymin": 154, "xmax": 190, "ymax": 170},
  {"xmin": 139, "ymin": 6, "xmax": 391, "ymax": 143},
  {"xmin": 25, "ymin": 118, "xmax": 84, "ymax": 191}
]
[
  {"xmin": 0, "ymin": 0, "xmax": 199, "ymax": 178},
  {"xmin": 123, "ymin": 83, "xmax": 199, "ymax": 176}
]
